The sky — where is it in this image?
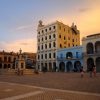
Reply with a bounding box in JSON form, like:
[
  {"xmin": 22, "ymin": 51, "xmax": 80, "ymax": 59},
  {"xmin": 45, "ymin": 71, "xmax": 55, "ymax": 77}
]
[{"xmin": 0, "ymin": 0, "xmax": 100, "ymax": 53}]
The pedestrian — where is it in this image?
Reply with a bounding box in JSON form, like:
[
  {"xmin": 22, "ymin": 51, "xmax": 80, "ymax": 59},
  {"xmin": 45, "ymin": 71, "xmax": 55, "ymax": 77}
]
[
  {"xmin": 80, "ymin": 66, "xmax": 84, "ymax": 78},
  {"xmin": 89, "ymin": 67, "xmax": 93, "ymax": 77},
  {"xmin": 93, "ymin": 65, "xmax": 96, "ymax": 77}
]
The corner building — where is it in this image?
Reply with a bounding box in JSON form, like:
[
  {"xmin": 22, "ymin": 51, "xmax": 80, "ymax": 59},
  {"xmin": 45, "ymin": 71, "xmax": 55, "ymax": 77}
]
[{"xmin": 37, "ymin": 20, "xmax": 80, "ymax": 71}]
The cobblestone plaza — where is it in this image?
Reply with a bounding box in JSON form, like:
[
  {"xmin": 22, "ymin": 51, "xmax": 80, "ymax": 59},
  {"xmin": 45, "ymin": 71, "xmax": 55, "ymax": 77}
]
[{"xmin": 0, "ymin": 73, "xmax": 100, "ymax": 100}]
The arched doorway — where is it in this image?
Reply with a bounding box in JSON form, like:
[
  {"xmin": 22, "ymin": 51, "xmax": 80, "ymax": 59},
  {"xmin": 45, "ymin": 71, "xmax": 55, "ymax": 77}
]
[
  {"xmin": 53, "ymin": 62, "xmax": 56, "ymax": 72},
  {"xmin": 0, "ymin": 63, "xmax": 2, "ymax": 69},
  {"xmin": 59, "ymin": 62, "xmax": 65, "ymax": 72},
  {"xmin": 95, "ymin": 41, "xmax": 100, "ymax": 53},
  {"xmin": 8, "ymin": 64, "xmax": 11, "ymax": 68},
  {"xmin": 66, "ymin": 52, "xmax": 73, "ymax": 58},
  {"xmin": 74, "ymin": 61, "xmax": 81, "ymax": 72},
  {"xmin": 96, "ymin": 57, "xmax": 100, "ymax": 72},
  {"xmin": 87, "ymin": 58, "xmax": 94, "ymax": 71},
  {"xmin": 49, "ymin": 62, "xmax": 52, "ymax": 72},
  {"xmin": 4, "ymin": 64, "xmax": 7, "ymax": 69},
  {"xmin": 86, "ymin": 43, "xmax": 94, "ymax": 54},
  {"xmin": 66, "ymin": 61, "xmax": 73, "ymax": 72}
]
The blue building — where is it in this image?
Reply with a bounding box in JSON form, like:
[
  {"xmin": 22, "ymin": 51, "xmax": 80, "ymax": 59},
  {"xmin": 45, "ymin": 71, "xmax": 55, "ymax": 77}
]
[{"xmin": 56, "ymin": 46, "xmax": 83, "ymax": 72}]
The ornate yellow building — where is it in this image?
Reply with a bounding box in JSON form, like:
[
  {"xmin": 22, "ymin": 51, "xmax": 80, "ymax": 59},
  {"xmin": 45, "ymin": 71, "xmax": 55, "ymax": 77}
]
[{"xmin": 37, "ymin": 20, "xmax": 80, "ymax": 71}]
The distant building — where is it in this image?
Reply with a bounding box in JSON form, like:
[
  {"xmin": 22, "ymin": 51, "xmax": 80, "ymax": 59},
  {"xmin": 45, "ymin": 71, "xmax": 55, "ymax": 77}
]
[
  {"xmin": 57, "ymin": 46, "xmax": 83, "ymax": 72},
  {"xmin": 82, "ymin": 33, "xmax": 100, "ymax": 72},
  {"xmin": 0, "ymin": 50, "xmax": 36, "ymax": 70},
  {"xmin": 0, "ymin": 51, "xmax": 17, "ymax": 69},
  {"xmin": 37, "ymin": 20, "xmax": 80, "ymax": 71}
]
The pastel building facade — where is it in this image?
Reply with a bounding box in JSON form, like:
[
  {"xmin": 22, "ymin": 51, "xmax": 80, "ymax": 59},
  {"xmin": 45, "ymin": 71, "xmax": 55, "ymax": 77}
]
[
  {"xmin": 82, "ymin": 33, "xmax": 100, "ymax": 72},
  {"xmin": 57, "ymin": 46, "xmax": 83, "ymax": 72},
  {"xmin": 37, "ymin": 20, "xmax": 80, "ymax": 71}
]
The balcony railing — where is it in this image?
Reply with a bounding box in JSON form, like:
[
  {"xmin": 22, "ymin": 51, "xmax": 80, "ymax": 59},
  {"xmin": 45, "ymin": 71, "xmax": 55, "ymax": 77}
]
[
  {"xmin": 57, "ymin": 57, "xmax": 82, "ymax": 60},
  {"xmin": 83, "ymin": 52, "xmax": 100, "ymax": 56}
]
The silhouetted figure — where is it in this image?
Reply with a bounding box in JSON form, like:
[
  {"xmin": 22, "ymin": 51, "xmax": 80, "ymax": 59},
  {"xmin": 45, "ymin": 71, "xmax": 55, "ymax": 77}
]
[
  {"xmin": 93, "ymin": 65, "xmax": 96, "ymax": 77},
  {"xmin": 80, "ymin": 66, "xmax": 84, "ymax": 78}
]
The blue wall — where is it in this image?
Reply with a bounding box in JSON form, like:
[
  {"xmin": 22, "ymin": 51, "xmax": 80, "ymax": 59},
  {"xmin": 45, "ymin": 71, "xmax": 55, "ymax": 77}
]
[{"xmin": 56, "ymin": 46, "xmax": 83, "ymax": 72}]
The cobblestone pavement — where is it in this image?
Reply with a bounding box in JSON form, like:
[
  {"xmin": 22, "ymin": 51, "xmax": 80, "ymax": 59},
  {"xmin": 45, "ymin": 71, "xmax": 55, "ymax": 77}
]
[
  {"xmin": 0, "ymin": 72, "xmax": 100, "ymax": 100},
  {"xmin": 0, "ymin": 82, "xmax": 100, "ymax": 100}
]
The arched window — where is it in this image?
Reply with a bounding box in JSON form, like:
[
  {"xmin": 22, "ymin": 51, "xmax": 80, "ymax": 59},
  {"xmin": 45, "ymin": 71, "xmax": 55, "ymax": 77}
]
[
  {"xmin": 86, "ymin": 42, "xmax": 94, "ymax": 54},
  {"xmin": 95, "ymin": 41, "xmax": 100, "ymax": 53},
  {"xmin": 66, "ymin": 52, "xmax": 73, "ymax": 58}
]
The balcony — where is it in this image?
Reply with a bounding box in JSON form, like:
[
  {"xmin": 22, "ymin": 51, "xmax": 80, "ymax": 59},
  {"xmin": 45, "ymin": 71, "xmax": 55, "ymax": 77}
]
[
  {"xmin": 57, "ymin": 56, "xmax": 82, "ymax": 61},
  {"xmin": 83, "ymin": 52, "xmax": 100, "ymax": 57}
]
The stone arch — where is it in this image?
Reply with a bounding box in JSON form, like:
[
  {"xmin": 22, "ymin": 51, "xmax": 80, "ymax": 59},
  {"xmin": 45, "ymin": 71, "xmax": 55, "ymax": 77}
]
[
  {"xmin": 95, "ymin": 41, "xmax": 100, "ymax": 53},
  {"xmin": 4, "ymin": 64, "xmax": 7, "ymax": 69},
  {"xmin": 59, "ymin": 62, "xmax": 65, "ymax": 72},
  {"xmin": 8, "ymin": 64, "xmax": 11, "ymax": 68},
  {"xmin": 49, "ymin": 62, "xmax": 52, "ymax": 72},
  {"xmin": 86, "ymin": 42, "xmax": 94, "ymax": 54},
  {"xmin": 66, "ymin": 61, "xmax": 73, "ymax": 72},
  {"xmin": 53, "ymin": 62, "xmax": 56, "ymax": 72},
  {"xmin": 74, "ymin": 61, "xmax": 81, "ymax": 72},
  {"xmin": 87, "ymin": 58, "xmax": 94, "ymax": 71},
  {"xmin": 66, "ymin": 52, "xmax": 73, "ymax": 58},
  {"xmin": 96, "ymin": 57, "xmax": 100, "ymax": 72},
  {"xmin": 0, "ymin": 63, "xmax": 2, "ymax": 69}
]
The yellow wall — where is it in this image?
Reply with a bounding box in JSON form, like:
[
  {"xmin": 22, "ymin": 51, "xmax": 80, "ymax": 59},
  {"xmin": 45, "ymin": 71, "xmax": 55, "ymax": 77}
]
[{"xmin": 56, "ymin": 22, "xmax": 80, "ymax": 49}]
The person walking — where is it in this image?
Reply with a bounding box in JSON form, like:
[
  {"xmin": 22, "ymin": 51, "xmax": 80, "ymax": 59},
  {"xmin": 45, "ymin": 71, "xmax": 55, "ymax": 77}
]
[
  {"xmin": 93, "ymin": 65, "xmax": 96, "ymax": 77},
  {"xmin": 80, "ymin": 66, "xmax": 84, "ymax": 78},
  {"xmin": 89, "ymin": 67, "xmax": 93, "ymax": 77}
]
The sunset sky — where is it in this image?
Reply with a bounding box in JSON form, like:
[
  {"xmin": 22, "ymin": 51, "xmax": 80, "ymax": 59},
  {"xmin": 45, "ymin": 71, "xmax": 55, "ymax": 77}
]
[{"xmin": 0, "ymin": 0, "xmax": 100, "ymax": 53}]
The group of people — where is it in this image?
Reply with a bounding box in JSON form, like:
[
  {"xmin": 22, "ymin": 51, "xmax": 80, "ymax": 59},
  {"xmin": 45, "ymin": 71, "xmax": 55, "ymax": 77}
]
[{"xmin": 80, "ymin": 65, "xmax": 96, "ymax": 78}]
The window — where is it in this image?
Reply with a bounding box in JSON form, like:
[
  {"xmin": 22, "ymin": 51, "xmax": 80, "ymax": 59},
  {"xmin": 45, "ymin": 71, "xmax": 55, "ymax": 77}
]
[
  {"xmin": 45, "ymin": 54, "xmax": 47, "ymax": 59},
  {"xmin": 49, "ymin": 53, "xmax": 51, "ymax": 58},
  {"xmin": 53, "ymin": 53, "xmax": 56, "ymax": 58},
  {"xmin": 49, "ymin": 27, "xmax": 51, "ymax": 30},
  {"xmin": 41, "ymin": 54, "xmax": 43, "ymax": 59},
  {"xmin": 49, "ymin": 43, "xmax": 51, "ymax": 48},
  {"xmin": 42, "ymin": 37, "xmax": 43, "ymax": 41},
  {"xmin": 64, "ymin": 36, "xmax": 66, "ymax": 40},
  {"xmin": 41, "ymin": 45, "xmax": 43, "ymax": 50},
  {"xmin": 45, "ymin": 29, "xmax": 47, "ymax": 32},
  {"xmin": 68, "ymin": 43, "xmax": 70, "ymax": 47},
  {"xmin": 72, "ymin": 39, "xmax": 74, "ymax": 42},
  {"xmin": 53, "ymin": 42, "xmax": 56, "ymax": 47},
  {"xmin": 38, "ymin": 55, "xmax": 40, "ymax": 59},
  {"xmin": 4, "ymin": 56, "xmax": 7, "ymax": 61},
  {"xmin": 21, "ymin": 63, "xmax": 24, "ymax": 68},
  {"xmin": 38, "ymin": 31, "xmax": 40, "ymax": 34},
  {"xmin": 42, "ymin": 30, "xmax": 44, "ymax": 33},
  {"xmin": 59, "ymin": 35, "xmax": 61, "ymax": 38},
  {"xmin": 53, "ymin": 34, "xmax": 56, "ymax": 38},
  {"xmin": 53, "ymin": 26, "xmax": 55, "ymax": 29},
  {"xmin": 45, "ymin": 44, "xmax": 47, "ymax": 49},
  {"xmin": 60, "ymin": 44, "xmax": 62, "ymax": 48},
  {"xmin": 45, "ymin": 36, "xmax": 47, "ymax": 40},
  {"xmin": 49, "ymin": 35, "xmax": 51, "ymax": 39},
  {"xmin": 0, "ymin": 57, "xmax": 2, "ymax": 61}
]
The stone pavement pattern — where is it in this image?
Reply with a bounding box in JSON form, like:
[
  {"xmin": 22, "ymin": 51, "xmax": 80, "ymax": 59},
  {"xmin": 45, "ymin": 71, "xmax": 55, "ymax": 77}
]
[
  {"xmin": 0, "ymin": 72, "xmax": 100, "ymax": 100},
  {"xmin": 0, "ymin": 82, "xmax": 100, "ymax": 100}
]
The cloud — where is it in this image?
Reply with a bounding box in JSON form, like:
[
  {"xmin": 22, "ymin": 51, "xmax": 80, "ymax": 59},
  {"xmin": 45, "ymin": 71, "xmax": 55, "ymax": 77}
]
[
  {"xmin": 0, "ymin": 38, "xmax": 37, "ymax": 53},
  {"xmin": 78, "ymin": 8, "xmax": 90, "ymax": 13},
  {"xmin": 15, "ymin": 25, "xmax": 32, "ymax": 31}
]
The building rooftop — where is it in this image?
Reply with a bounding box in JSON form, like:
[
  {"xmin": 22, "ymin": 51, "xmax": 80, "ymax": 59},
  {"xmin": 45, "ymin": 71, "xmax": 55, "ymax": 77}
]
[{"xmin": 87, "ymin": 33, "xmax": 100, "ymax": 37}]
